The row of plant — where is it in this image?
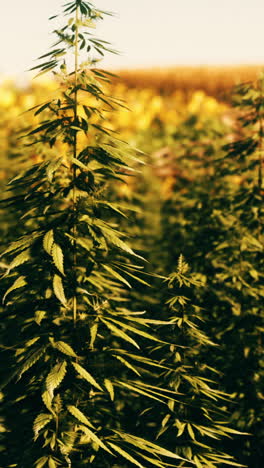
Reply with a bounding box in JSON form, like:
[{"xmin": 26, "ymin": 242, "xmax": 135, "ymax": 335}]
[
  {"xmin": 140, "ymin": 79, "xmax": 264, "ymax": 468},
  {"xmin": 0, "ymin": 1, "xmax": 263, "ymax": 468}
]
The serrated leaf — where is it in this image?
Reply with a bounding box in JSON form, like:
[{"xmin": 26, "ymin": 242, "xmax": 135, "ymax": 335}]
[
  {"xmin": 104, "ymin": 379, "xmax": 114, "ymax": 401},
  {"xmin": 1, "ymin": 234, "xmax": 37, "ymax": 257},
  {"xmin": 25, "ymin": 337, "xmax": 40, "ymax": 349},
  {"xmin": 107, "ymin": 442, "xmax": 145, "ymax": 468},
  {"xmin": 137, "ymin": 381, "xmax": 181, "ymax": 396},
  {"xmin": 43, "ymin": 230, "xmax": 54, "ymax": 255},
  {"xmin": 72, "ymin": 362, "xmax": 103, "ymax": 391},
  {"xmin": 52, "ymin": 243, "xmax": 64, "ymax": 275},
  {"xmin": 114, "ymin": 431, "xmax": 188, "ymax": 462},
  {"xmin": 107, "ymin": 317, "xmax": 165, "ymax": 344},
  {"xmin": 53, "ymin": 274, "xmax": 67, "ymax": 306},
  {"xmin": 8, "ymin": 249, "xmax": 31, "ymax": 271},
  {"xmin": 46, "ymin": 361, "xmax": 67, "ymax": 399},
  {"xmin": 52, "ymin": 340, "xmax": 78, "ymax": 358},
  {"xmin": 100, "ymin": 318, "xmax": 139, "ymax": 349},
  {"xmin": 77, "ymin": 237, "xmax": 93, "ymax": 252},
  {"xmin": 103, "ymin": 228, "xmax": 144, "ymax": 260},
  {"xmin": 42, "ymin": 389, "xmax": 53, "ymax": 413},
  {"xmin": 78, "ymin": 425, "xmax": 113, "ymax": 454},
  {"xmin": 97, "ymin": 201, "xmax": 127, "ymax": 217},
  {"xmin": 114, "ymin": 381, "xmax": 164, "ymax": 404},
  {"xmin": 3, "ymin": 275, "xmax": 27, "ymax": 303},
  {"xmin": 67, "ymin": 405, "xmax": 94, "ymax": 428},
  {"xmin": 132, "ymin": 451, "xmax": 165, "ymax": 467},
  {"xmin": 116, "ymin": 351, "xmax": 171, "ymax": 370},
  {"xmin": 33, "ymin": 413, "xmax": 53, "ymax": 440},
  {"xmin": 102, "ymin": 264, "xmax": 131, "ymax": 288},
  {"xmin": 113, "ymin": 355, "xmax": 141, "ymax": 376},
  {"xmin": 115, "ymin": 266, "xmax": 150, "ymax": 287},
  {"xmin": 18, "ymin": 347, "xmax": 45, "ymax": 379}
]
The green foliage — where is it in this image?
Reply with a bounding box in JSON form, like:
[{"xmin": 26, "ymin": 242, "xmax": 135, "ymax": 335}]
[
  {"xmin": 0, "ymin": 2, "xmax": 259, "ymax": 468},
  {"xmin": 157, "ymin": 77, "xmax": 264, "ymax": 467},
  {"xmin": 136, "ymin": 257, "xmax": 244, "ymax": 468},
  {"xmin": 0, "ymin": 2, "xmax": 190, "ymax": 467}
]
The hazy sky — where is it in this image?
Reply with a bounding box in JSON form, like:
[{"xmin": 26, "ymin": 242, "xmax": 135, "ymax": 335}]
[{"xmin": 1, "ymin": 0, "xmax": 264, "ymax": 79}]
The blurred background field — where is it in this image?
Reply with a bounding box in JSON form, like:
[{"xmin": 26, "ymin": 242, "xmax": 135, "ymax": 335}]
[
  {"xmin": 0, "ymin": 62, "xmax": 264, "ymax": 468},
  {"xmin": 117, "ymin": 65, "xmax": 264, "ymax": 99},
  {"xmin": 0, "ymin": 64, "xmax": 257, "ymax": 201},
  {"xmin": 0, "ymin": 65, "xmax": 233, "ymax": 185}
]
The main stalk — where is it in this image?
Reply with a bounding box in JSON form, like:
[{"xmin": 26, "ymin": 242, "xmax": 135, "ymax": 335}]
[{"xmin": 72, "ymin": 4, "xmax": 79, "ymax": 326}]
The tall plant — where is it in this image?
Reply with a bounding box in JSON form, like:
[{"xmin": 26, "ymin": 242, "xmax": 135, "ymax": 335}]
[
  {"xmin": 134, "ymin": 257, "xmax": 244, "ymax": 468},
  {"xmin": 157, "ymin": 77, "xmax": 264, "ymax": 467},
  {"xmin": 0, "ymin": 2, "xmax": 190, "ymax": 467}
]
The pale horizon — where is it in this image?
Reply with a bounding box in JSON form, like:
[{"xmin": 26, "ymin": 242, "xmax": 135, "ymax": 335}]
[{"xmin": 1, "ymin": 0, "xmax": 264, "ymax": 80}]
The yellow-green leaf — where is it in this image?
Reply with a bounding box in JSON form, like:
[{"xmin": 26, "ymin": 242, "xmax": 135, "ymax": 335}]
[
  {"xmin": 8, "ymin": 249, "xmax": 31, "ymax": 271},
  {"xmin": 187, "ymin": 423, "xmax": 195, "ymax": 440},
  {"xmin": 107, "ymin": 442, "xmax": 145, "ymax": 468},
  {"xmin": 33, "ymin": 413, "xmax": 53, "ymax": 440},
  {"xmin": 46, "ymin": 361, "xmax": 67, "ymax": 399},
  {"xmin": 100, "ymin": 318, "xmax": 139, "ymax": 349},
  {"xmin": 113, "ymin": 355, "xmax": 141, "ymax": 376},
  {"xmin": 114, "ymin": 381, "xmax": 164, "ymax": 404},
  {"xmin": 48, "ymin": 456, "xmax": 56, "ymax": 468},
  {"xmin": 43, "ymin": 230, "xmax": 54, "ymax": 255},
  {"xmin": 52, "ymin": 243, "xmax": 64, "ymax": 275},
  {"xmin": 53, "ymin": 274, "xmax": 67, "ymax": 306},
  {"xmin": 42, "ymin": 389, "xmax": 53, "ymax": 413},
  {"xmin": 193, "ymin": 456, "xmax": 204, "ymax": 468},
  {"xmin": 34, "ymin": 310, "xmax": 46, "ymax": 325},
  {"xmin": 3, "ymin": 275, "xmax": 27, "ymax": 303},
  {"xmin": 18, "ymin": 348, "xmax": 45, "ymax": 379},
  {"xmin": 72, "ymin": 362, "xmax": 103, "ymax": 391},
  {"xmin": 104, "ymin": 379, "xmax": 114, "ymax": 401},
  {"xmin": 89, "ymin": 321, "xmax": 98, "ymax": 350},
  {"xmin": 78, "ymin": 424, "xmax": 113, "ymax": 454},
  {"xmin": 52, "ymin": 340, "xmax": 78, "ymax": 358},
  {"xmin": 67, "ymin": 405, "xmax": 94, "ymax": 428},
  {"xmin": 113, "ymin": 431, "xmax": 188, "ymax": 462},
  {"xmin": 102, "ymin": 264, "xmax": 131, "ymax": 288},
  {"xmin": 35, "ymin": 456, "xmax": 49, "ymax": 468},
  {"xmin": 107, "ymin": 317, "xmax": 165, "ymax": 344}
]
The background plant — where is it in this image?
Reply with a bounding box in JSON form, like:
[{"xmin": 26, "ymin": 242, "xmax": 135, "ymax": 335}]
[{"xmin": 156, "ymin": 77, "xmax": 264, "ymax": 467}]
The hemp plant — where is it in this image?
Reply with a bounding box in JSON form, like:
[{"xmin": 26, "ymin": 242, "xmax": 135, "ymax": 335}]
[
  {"xmin": 0, "ymin": 2, "xmax": 190, "ymax": 468},
  {"xmin": 140, "ymin": 256, "xmax": 244, "ymax": 468},
  {"xmin": 156, "ymin": 77, "xmax": 264, "ymax": 467}
]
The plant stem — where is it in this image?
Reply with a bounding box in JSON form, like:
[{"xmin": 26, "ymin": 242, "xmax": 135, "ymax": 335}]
[{"xmin": 72, "ymin": 4, "xmax": 79, "ymax": 327}]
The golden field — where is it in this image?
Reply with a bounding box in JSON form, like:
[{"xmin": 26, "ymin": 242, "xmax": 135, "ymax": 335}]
[
  {"xmin": 1, "ymin": 64, "xmax": 258, "ymax": 186},
  {"xmin": 116, "ymin": 65, "xmax": 264, "ymax": 100},
  {"xmin": 0, "ymin": 74, "xmax": 229, "ymax": 181}
]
